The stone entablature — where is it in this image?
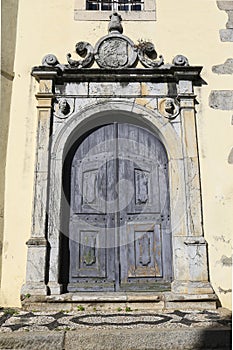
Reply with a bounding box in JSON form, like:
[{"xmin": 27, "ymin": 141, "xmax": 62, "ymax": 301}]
[{"xmin": 22, "ymin": 14, "xmax": 217, "ymax": 309}]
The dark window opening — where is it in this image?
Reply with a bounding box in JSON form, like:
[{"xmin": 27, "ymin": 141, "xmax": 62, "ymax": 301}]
[{"xmin": 86, "ymin": 0, "xmax": 144, "ymax": 11}]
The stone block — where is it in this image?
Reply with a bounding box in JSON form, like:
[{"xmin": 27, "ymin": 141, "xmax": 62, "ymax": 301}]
[
  {"xmin": 171, "ymin": 121, "xmax": 181, "ymax": 137},
  {"xmin": 35, "ymin": 110, "xmax": 51, "ymax": 172},
  {"xmin": 39, "ymin": 79, "xmax": 53, "ymax": 94},
  {"xmin": 33, "ymin": 172, "xmax": 49, "ymax": 235},
  {"xmin": 25, "ymin": 244, "xmax": 47, "ymax": 283},
  {"xmin": 55, "ymin": 82, "xmax": 88, "ymax": 96},
  {"xmin": 212, "ymin": 58, "xmax": 233, "ymax": 74},
  {"xmin": 171, "ymin": 281, "xmax": 214, "ymax": 295},
  {"xmin": 141, "ymin": 82, "xmax": 168, "ymax": 96},
  {"xmin": 0, "ymin": 331, "xmax": 65, "ymax": 350},
  {"xmin": 172, "ymin": 236, "xmax": 190, "ymax": 281},
  {"xmin": 165, "ymin": 301, "xmax": 217, "ymax": 310},
  {"xmin": 125, "ymin": 301, "xmax": 164, "ymax": 311},
  {"xmin": 181, "ymin": 111, "xmax": 198, "ymax": 158},
  {"xmin": 228, "ymin": 147, "xmax": 233, "ymax": 164},
  {"xmin": 168, "ymin": 159, "xmax": 187, "ymax": 237},
  {"xmin": 178, "ymin": 80, "xmax": 193, "ymax": 94},
  {"xmin": 134, "ymin": 97, "xmax": 158, "ymax": 110},
  {"xmin": 186, "ymin": 243, "xmax": 209, "ymax": 281},
  {"xmin": 185, "ymin": 157, "xmax": 203, "ymax": 235},
  {"xmin": 21, "ymin": 282, "xmax": 48, "ymax": 297},
  {"xmin": 209, "ymin": 90, "xmax": 233, "ymax": 110},
  {"xmin": 89, "ymin": 82, "xmax": 140, "ymax": 96},
  {"xmin": 217, "ymin": 1, "xmax": 233, "ymax": 11},
  {"xmin": 220, "ymin": 29, "xmax": 233, "ymax": 41},
  {"xmin": 227, "ymin": 10, "xmax": 233, "ymax": 28},
  {"xmin": 172, "ymin": 235, "xmax": 210, "ymax": 284}
]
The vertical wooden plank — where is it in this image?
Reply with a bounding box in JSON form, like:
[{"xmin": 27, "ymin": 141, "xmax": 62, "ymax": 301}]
[{"xmin": 105, "ymin": 123, "xmax": 115, "ymax": 282}]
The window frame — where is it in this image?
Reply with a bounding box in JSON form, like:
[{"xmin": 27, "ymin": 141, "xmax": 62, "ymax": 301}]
[{"xmin": 74, "ymin": 0, "xmax": 156, "ymax": 21}]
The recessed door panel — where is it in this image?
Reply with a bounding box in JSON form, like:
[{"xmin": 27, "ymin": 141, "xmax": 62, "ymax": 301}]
[{"xmin": 127, "ymin": 223, "xmax": 162, "ymax": 278}]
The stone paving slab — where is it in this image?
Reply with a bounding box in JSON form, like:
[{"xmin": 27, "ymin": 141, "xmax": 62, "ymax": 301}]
[
  {"xmin": 64, "ymin": 328, "xmax": 232, "ymax": 350},
  {"xmin": 0, "ymin": 308, "xmax": 231, "ymax": 333},
  {"xmin": 0, "ymin": 308, "xmax": 231, "ymax": 349},
  {"xmin": 0, "ymin": 328, "xmax": 231, "ymax": 350},
  {"xmin": 0, "ymin": 331, "xmax": 65, "ymax": 350}
]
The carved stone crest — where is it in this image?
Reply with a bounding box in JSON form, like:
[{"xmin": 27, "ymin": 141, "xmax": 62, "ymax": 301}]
[
  {"xmin": 95, "ymin": 36, "xmax": 137, "ymax": 69},
  {"xmin": 94, "ymin": 13, "xmax": 137, "ymax": 69},
  {"xmin": 54, "ymin": 98, "xmax": 74, "ymax": 119},
  {"xmin": 158, "ymin": 98, "xmax": 179, "ymax": 119}
]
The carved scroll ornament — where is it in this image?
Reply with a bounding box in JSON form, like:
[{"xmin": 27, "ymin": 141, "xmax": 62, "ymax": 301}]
[
  {"xmin": 40, "ymin": 13, "xmax": 190, "ymax": 70},
  {"xmin": 137, "ymin": 40, "xmax": 164, "ymax": 68},
  {"xmin": 67, "ymin": 41, "xmax": 94, "ymax": 68}
]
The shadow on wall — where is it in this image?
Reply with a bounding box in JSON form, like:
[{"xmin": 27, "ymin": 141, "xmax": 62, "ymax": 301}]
[{"xmin": 0, "ymin": 0, "xmax": 19, "ymax": 287}]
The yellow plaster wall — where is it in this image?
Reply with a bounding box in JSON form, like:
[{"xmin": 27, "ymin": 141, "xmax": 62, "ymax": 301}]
[
  {"xmin": 0, "ymin": 0, "xmax": 232, "ymax": 309},
  {"xmin": 0, "ymin": 0, "xmax": 19, "ymax": 289}
]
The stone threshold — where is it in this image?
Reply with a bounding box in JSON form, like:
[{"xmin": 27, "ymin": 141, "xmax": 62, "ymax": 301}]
[
  {"xmin": 47, "ymin": 292, "xmax": 161, "ymax": 302},
  {"xmin": 21, "ymin": 292, "xmax": 218, "ymax": 311}
]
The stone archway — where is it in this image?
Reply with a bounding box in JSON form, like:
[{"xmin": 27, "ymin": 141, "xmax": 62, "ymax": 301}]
[{"xmin": 21, "ymin": 14, "xmax": 217, "ymax": 309}]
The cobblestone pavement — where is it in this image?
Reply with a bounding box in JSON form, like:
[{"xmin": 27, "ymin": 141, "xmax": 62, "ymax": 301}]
[{"xmin": 0, "ymin": 308, "xmax": 231, "ymax": 333}]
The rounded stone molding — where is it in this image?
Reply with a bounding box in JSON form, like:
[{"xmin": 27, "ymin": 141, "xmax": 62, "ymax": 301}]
[
  {"xmin": 42, "ymin": 54, "xmax": 59, "ymax": 67},
  {"xmin": 158, "ymin": 98, "xmax": 180, "ymax": 119},
  {"xmin": 54, "ymin": 98, "xmax": 74, "ymax": 119},
  {"xmin": 172, "ymin": 55, "xmax": 189, "ymax": 67}
]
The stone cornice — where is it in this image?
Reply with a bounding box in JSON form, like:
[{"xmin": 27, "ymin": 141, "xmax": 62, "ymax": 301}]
[{"xmin": 31, "ymin": 66, "xmax": 204, "ymax": 85}]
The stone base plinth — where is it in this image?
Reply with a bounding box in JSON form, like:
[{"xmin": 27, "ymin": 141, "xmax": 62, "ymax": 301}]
[{"xmin": 171, "ymin": 281, "xmax": 214, "ymax": 295}]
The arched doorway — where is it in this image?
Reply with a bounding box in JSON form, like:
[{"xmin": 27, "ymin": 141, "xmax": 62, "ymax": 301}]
[{"xmin": 64, "ymin": 123, "xmax": 172, "ymax": 292}]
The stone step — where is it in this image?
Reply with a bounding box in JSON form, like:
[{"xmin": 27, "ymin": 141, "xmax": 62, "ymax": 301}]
[{"xmin": 0, "ymin": 327, "xmax": 231, "ymax": 350}]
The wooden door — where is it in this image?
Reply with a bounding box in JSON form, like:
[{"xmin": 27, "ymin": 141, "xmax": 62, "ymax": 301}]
[{"xmin": 68, "ymin": 123, "xmax": 172, "ymax": 292}]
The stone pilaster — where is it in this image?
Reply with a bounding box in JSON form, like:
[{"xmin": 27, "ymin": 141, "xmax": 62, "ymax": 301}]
[
  {"xmin": 21, "ymin": 79, "xmax": 54, "ymax": 297},
  {"xmin": 171, "ymin": 80, "xmax": 214, "ymax": 296}
]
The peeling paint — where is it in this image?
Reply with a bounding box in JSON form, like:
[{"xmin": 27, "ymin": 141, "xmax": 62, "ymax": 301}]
[
  {"xmin": 220, "ymin": 255, "xmax": 232, "ymax": 266},
  {"xmin": 218, "ymin": 286, "xmax": 232, "ymax": 294},
  {"xmin": 213, "ymin": 235, "xmax": 231, "ymax": 244}
]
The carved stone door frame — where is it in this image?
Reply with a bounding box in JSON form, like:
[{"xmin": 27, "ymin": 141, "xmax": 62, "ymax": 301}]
[{"xmin": 21, "ymin": 14, "xmax": 217, "ymax": 308}]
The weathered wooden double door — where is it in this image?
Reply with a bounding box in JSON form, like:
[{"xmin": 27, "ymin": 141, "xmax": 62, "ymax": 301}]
[{"xmin": 68, "ymin": 123, "xmax": 172, "ymax": 292}]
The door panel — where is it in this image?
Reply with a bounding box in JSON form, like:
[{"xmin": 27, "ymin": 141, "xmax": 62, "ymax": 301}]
[
  {"xmin": 68, "ymin": 123, "xmax": 172, "ymax": 292},
  {"xmin": 68, "ymin": 124, "xmax": 115, "ymax": 291},
  {"xmin": 126, "ymin": 223, "xmax": 162, "ymax": 278},
  {"xmin": 73, "ymin": 159, "xmax": 107, "ymax": 214},
  {"xmin": 69, "ymin": 219, "xmax": 106, "ymax": 278},
  {"xmin": 117, "ymin": 123, "xmax": 171, "ymax": 290}
]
